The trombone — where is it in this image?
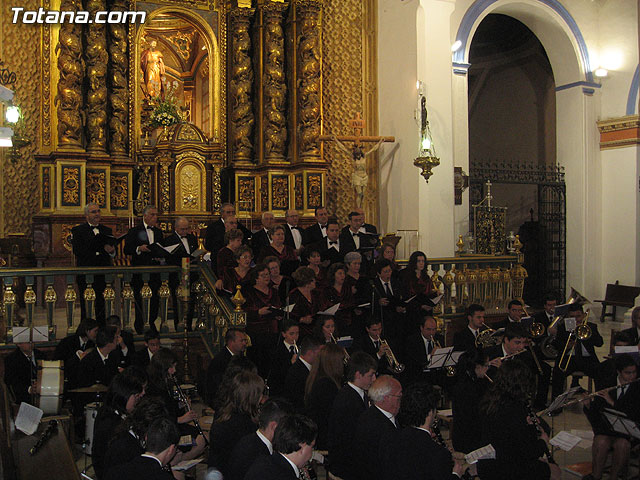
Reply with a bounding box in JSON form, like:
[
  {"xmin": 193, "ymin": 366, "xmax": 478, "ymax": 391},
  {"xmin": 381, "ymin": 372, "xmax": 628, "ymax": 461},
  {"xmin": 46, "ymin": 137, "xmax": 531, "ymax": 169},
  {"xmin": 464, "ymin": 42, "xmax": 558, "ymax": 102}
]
[
  {"xmin": 380, "ymin": 339, "xmax": 405, "ymax": 374},
  {"xmin": 541, "ymin": 287, "xmax": 590, "ymax": 359},
  {"xmin": 558, "ymin": 308, "xmax": 592, "ymax": 372}
]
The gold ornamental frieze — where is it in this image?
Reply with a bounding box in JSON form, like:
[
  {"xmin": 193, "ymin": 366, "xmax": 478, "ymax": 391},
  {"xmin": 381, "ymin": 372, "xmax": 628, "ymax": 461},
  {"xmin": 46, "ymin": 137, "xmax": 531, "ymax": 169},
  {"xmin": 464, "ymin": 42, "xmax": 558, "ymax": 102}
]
[
  {"xmin": 86, "ymin": 168, "xmax": 108, "ymax": 208},
  {"xmin": 110, "ymin": 170, "xmax": 131, "ymax": 211}
]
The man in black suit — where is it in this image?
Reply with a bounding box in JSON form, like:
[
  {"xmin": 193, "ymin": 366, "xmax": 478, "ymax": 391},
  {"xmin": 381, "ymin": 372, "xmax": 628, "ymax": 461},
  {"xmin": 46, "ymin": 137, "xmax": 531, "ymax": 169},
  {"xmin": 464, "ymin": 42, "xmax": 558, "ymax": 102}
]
[
  {"xmin": 251, "ymin": 211, "xmax": 275, "ymax": 256},
  {"xmin": 371, "ymin": 258, "xmax": 407, "ymax": 346},
  {"xmin": 302, "ymin": 206, "xmax": 329, "ymax": 246},
  {"xmin": 312, "ymin": 220, "xmax": 345, "ymax": 266},
  {"xmin": 340, "ymin": 211, "xmax": 378, "ymax": 275},
  {"xmin": 533, "ymin": 294, "xmax": 557, "ymax": 335},
  {"xmin": 133, "ymin": 329, "xmax": 160, "ymax": 368},
  {"xmin": 351, "ymin": 317, "xmax": 396, "ymax": 374},
  {"xmin": 227, "ymin": 398, "xmax": 294, "ymax": 480},
  {"xmin": 452, "ymin": 303, "xmax": 487, "ymax": 353},
  {"xmin": 205, "ymin": 328, "xmax": 248, "ymax": 406},
  {"xmin": 245, "ymin": 414, "xmax": 318, "ymax": 480},
  {"xmin": 76, "ymin": 325, "xmax": 121, "ymax": 388},
  {"xmin": 284, "ymin": 336, "xmax": 322, "ymax": 411},
  {"xmin": 71, "ymin": 202, "xmax": 116, "ymax": 324},
  {"xmin": 354, "ymin": 207, "xmax": 378, "ymax": 234},
  {"xmin": 105, "ymin": 417, "xmax": 178, "ymax": 480},
  {"xmin": 584, "ymin": 354, "xmax": 640, "ymax": 480},
  {"xmin": 495, "ymin": 299, "xmax": 525, "ymax": 330},
  {"xmin": 124, "ymin": 205, "xmax": 164, "ymax": 334},
  {"xmin": 551, "ymin": 304, "xmax": 604, "ymax": 400},
  {"xmin": 404, "ymin": 315, "xmax": 447, "ymax": 385},
  {"xmin": 620, "ymin": 305, "xmax": 640, "ymax": 345},
  {"xmin": 3, "ymin": 342, "xmax": 46, "ymax": 405},
  {"xmin": 283, "ymin": 209, "xmax": 303, "ymax": 253},
  {"xmin": 386, "ymin": 382, "xmax": 465, "ymax": 479},
  {"xmin": 353, "ymin": 375, "xmax": 401, "ymax": 480},
  {"xmin": 105, "ymin": 315, "xmax": 133, "ymax": 370},
  {"xmin": 54, "ymin": 318, "xmax": 99, "ymax": 388},
  {"xmin": 204, "ymin": 202, "xmax": 252, "ymax": 259},
  {"xmin": 268, "ymin": 320, "xmax": 300, "ymax": 397},
  {"xmin": 328, "ymin": 351, "xmax": 378, "ymax": 480},
  {"xmin": 163, "ymin": 216, "xmax": 199, "ymax": 330}
]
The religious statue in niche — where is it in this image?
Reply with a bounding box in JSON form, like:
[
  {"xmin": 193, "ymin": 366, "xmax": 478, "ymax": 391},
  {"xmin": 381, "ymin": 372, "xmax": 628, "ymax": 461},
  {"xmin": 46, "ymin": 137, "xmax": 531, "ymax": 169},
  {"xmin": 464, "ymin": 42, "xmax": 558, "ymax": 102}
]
[{"xmin": 141, "ymin": 40, "xmax": 166, "ymax": 99}]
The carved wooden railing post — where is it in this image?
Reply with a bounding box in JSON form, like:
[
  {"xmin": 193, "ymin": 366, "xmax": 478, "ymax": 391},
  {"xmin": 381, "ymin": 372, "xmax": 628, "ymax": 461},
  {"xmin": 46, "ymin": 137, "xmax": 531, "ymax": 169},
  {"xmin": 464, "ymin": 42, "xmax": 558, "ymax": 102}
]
[
  {"xmin": 229, "ymin": 6, "xmax": 256, "ymax": 162},
  {"xmin": 140, "ymin": 274, "xmax": 152, "ymax": 327},
  {"xmin": 64, "ymin": 276, "xmax": 77, "ymax": 334},
  {"xmin": 103, "ymin": 275, "xmax": 116, "ymax": 319},
  {"xmin": 24, "ymin": 278, "xmax": 37, "ymax": 333},
  {"xmin": 158, "ymin": 276, "xmax": 171, "ymax": 334},
  {"xmin": 84, "ymin": 274, "xmax": 96, "ymax": 321},
  {"xmin": 3, "ymin": 279, "xmax": 16, "ymax": 341},
  {"xmin": 121, "ymin": 275, "xmax": 134, "ymax": 331},
  {"xmin": 45, "ymin": 276, "xmax": 57, "ymax": 340}
]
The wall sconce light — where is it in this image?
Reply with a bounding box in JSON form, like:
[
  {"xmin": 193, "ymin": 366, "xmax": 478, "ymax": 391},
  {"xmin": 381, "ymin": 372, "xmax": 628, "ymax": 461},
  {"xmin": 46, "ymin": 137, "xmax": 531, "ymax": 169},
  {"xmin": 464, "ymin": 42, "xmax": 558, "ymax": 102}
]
[{"xmin": 413, "ymin": 90, "xmax": 439, "ymax": 183}]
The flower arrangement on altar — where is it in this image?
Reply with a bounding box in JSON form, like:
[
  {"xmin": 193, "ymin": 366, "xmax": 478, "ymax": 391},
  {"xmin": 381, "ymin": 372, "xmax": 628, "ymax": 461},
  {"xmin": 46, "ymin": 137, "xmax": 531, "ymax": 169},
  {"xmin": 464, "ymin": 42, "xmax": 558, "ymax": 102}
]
[{"xmin": 147, "ymin": 80, "xmax": 183, "ymax": 129}]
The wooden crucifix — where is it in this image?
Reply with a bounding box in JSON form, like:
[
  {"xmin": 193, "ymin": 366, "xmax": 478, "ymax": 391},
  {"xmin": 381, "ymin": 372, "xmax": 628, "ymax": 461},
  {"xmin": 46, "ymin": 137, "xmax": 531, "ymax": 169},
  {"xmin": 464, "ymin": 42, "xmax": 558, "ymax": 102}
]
[{"xmin": 318, "ymin": 113, "xmax": 395, "ymax": 207}]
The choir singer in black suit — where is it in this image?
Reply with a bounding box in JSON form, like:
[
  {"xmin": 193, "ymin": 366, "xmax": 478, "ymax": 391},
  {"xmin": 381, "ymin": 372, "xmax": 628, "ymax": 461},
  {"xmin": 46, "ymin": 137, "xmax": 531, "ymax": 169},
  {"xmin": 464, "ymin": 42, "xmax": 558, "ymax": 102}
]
[
  {"xmin": 283, "ymin": 209, "xmax": 304, "ymax": 253},
  {"xmin": 371, "ymin": 258, "xmax": 407, "ymax": 346},
  {"xmin": 251, "ymin": 211, "xmax": 275, "ymax": 255},
  {"xmin": 353, "ymin": 375, "xmax": 401, "ymax": 480},
  {"xmin": 204, "ymin": 202, "xmax": 252, "ymax": 260},
  {"xmin": 244, "ymin": 414, "xmax": 318, "ymax": 480},
  {"xmin": 302, "ymin": 206, "xmax": 329, "ymax": 246},
  {"xmin": 386, "ymin": 382, "xmax": 465, "ymax": 480},
  {"xmin": 163, "ymin": 216, "xmax": 199, "ymax": 331},
  {"xmin": 71, "ymin": 202, "xmax": 116, "ymax": 324},
  {"xmin": 124, "ymin": 205, "xmax": 164, "ymax": 334},
  {"xmin": 227, "ymin": 398, "xmax": 294, "ymax": 480},
  {"xmin": 327, "ymin": 351, "xmax": 378, "ymax": 480},
  {"xmin": 313, "ymin": 220, "xmax": 346, "ymax": 267}
]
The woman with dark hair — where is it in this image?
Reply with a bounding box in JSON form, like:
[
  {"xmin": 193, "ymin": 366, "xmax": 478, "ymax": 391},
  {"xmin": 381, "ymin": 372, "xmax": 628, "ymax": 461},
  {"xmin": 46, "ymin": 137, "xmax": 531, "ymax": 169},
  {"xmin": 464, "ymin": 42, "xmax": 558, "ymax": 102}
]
[
  {"xmin": 265, "ymin": 256, "xmax": 292, "ymax": 305},
  {"xmin": 243, "ymin": 264, "xmax": 281, "ymax": 377},
  {"xmin": 400, "ymin": 250, "xmax": 437, "ymax": 322},
  {"xmin": 451, "ymin": 350, "xmax": 491, "ymax": 454},
  {"xmin": 258, "ymin": 225, "xmax": 299, "ymax": 276},
  {"xmin": 301, "ymin": 246, "xmax": 327, "ymax": 288},
  {"xmin": 478, "ymin": 360, "xmax": 560, "ymax": 480},
  {"xmin": 218, "ymin": 245, "xmax": 254, "ymax": 293},
  {"xmin": 146, "ymin": 348, "xmax": 207, "ymax": 460},
  {"xmin": 378, "ymin": 243, "xmax": 400, "ymax": 279},
  {"xmin": 289, "ymin": 266, "xmax": 321, "ymax": 338},
  {"xmin": 208, "ymin": 371, "xmax": 266, "ymax": 477},
  {"xmin": 102, "ymin": 396, "xmax": 170, "ymax": 477},
  {"xmin": 320, "ymin": 263, "xmax": 355, "ymax": 337},
  {"xmin": 216, "ymin": 228, "xmax": 244, "ymax": 278},
  {"xmin": 304, "ymin": 343, "xmax": 345, "ymax": 450},
  {"xmin": 93, "ymin": 372, "xmax": 145, "ymax": 479},
  {"xmin": 314, "ymin": 316, "xmax": 336, "ymax": 343},
  {"xmin": 212, "ymin": 356, "xmax": 259, "ymax": 412}
]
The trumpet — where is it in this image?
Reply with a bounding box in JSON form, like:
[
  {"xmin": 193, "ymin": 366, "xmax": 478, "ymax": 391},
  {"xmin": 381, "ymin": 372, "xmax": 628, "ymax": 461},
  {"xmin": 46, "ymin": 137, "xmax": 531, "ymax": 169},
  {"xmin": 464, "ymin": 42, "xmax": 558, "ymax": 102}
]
[
  {"xmin": 331, "ymin": 333, "xmax": 350, "ymax": 364},
  {"xmin": 475, "ymin": 323, "xmax": 502, "ymax": 348},
  {"xmin": 558, "ymin": 308, "xmax": 592, "ymax": 372},
  {"xmin": 380, "ymin": 339, "xmax": 405, "ymax": 374}
]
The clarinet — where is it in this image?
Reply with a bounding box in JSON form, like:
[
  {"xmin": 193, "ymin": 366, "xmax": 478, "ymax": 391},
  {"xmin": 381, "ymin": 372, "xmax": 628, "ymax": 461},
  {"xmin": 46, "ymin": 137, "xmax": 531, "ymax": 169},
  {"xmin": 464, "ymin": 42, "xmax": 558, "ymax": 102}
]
[
  {"xmin": 171, "ymin": 376, "xmax": 209, "ymax": 446},
  {"xmin": 432, "ymin": 419, "xmax": 474, "ymax": 480},
  {"xmin": 30, "ymin": 420, "xmax": 58, "ymax": 455},
  {"xmin": 526, "ymin": 401, "xmax": 556, "ymax": 464}
]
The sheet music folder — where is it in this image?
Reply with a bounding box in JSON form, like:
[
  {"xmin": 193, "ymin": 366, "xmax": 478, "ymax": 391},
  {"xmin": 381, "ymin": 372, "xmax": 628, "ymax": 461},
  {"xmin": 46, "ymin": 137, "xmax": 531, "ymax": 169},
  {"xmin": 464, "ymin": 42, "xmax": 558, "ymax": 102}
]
[
  {"xmin": 426, "ymin": 346, "xmax": 463, "ymax": 371},
  {"xmin": 602, "ymin": 408, "xmax": 640, "ymax": 440}
]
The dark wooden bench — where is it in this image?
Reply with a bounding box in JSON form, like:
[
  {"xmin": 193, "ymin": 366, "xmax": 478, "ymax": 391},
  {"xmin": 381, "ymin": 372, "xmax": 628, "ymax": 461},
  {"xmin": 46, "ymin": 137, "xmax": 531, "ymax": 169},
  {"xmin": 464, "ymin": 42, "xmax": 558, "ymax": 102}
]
[{"xmin": 595, "ymin": 281, "xmax": 640, "ymax": 323}]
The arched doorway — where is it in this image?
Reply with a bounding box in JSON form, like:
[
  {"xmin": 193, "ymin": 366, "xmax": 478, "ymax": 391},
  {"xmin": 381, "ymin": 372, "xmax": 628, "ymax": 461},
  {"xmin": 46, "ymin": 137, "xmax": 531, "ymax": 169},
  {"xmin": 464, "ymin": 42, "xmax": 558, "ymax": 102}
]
[{"xmin": 467, "ymin": 13, "xmax": 564, "ymax": 305}]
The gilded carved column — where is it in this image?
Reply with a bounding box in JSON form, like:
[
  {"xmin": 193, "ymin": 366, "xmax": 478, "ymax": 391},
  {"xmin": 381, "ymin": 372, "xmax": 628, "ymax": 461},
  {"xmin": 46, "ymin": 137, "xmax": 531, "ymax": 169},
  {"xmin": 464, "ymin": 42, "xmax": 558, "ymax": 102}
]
[
  {"xmin": 56, "ymin": 0, "xmax": 85, "ymax": 148},
  {"xmin": 296, "ymin": 0, "xmax": 322, "ymax": 160},
  {"xmin": 108, "ymin": 0, "xmax": 128, "ymax": 155},
  {"xmin": 229, "ymin": 7, "xmax": 255, "ymax": 162},
  {"xmin": 159, "ymin": 157, "xmax": 171, "ymax": 213},
  {"xmin": 212, "ymin": 166, "xmax": 222, "ymax": 214},
  {"xmin": 85, "ymin": 0, "xmax": 109, "ymax": 152},
  {"xmin": 263, "ymin": 2, "xmax": 288, "ymax": 162}
]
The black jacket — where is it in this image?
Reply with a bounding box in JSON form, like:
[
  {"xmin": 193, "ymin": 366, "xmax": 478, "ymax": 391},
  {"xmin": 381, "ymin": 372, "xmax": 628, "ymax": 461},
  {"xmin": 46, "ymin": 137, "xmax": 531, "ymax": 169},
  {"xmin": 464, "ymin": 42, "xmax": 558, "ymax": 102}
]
[
  {"xmin": 354, "ymin": 405, "xmax": 398, "ymax": 480},
  {"xmin": 245, "ymin": 452, "xmax": 299, "ymax": 480},
  {"xmin": 227, "ymin": 432, "xmax": 271, "ymax": 480},
  {"xmin": 3, "ymin": 347, "xmax": 46, "ymax": 405},
  {"xmin": 302, "ymin": 223, "xmax": 326, "ymax": 246},
  {"xmin": 124, "ymin": 224, "xmax": 165, "ymax": 266},
  {"xmin": 104, "ymin": 455, "xmax": 173, "ymax": 480},
  {"xmin": 207, "ymin": 412, "xmax": 257, "ymax": 475},
  {"xmin": 284, "ymin": 359, "xmax": 310, "ymax": 412},
  {"xmin": 71, "ymin": 223, "xmax": 114, "ymax": 267}
]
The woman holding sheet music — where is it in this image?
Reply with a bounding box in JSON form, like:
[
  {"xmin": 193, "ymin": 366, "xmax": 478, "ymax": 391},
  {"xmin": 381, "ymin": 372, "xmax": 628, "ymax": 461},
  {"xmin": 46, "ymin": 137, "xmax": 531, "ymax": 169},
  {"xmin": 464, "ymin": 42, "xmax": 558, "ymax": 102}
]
[
  {"xmin": 400, "ymin": 251, "xmax": 437, "ymax": 327},
  {"xmin": 288, "ymin": 266, "xmax": 321, "ymax": 338},
  {"xmin": 320, "ymin": 263, "xmax": 355, "ymax": 337},
  {"xmin": 244, "ymin": 264, "xmax": 281, "ymax": 336}
]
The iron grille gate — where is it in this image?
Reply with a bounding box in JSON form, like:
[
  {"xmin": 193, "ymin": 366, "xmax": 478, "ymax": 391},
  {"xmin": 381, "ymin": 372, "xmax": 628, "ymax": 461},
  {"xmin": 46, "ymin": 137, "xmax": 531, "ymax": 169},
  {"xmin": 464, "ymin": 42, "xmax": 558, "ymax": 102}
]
[{"xmin": 469, "ymin": 161, "xmax": 566, "ymax": 304}]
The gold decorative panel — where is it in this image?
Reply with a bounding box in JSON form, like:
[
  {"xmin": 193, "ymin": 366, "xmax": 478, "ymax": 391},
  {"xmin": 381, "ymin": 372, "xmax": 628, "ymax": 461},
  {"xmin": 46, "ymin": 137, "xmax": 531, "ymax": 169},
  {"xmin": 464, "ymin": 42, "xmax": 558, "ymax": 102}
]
[
  {"xmin": 306, "ymin": 172, "xmax": 323, "ymax": 209},
  {"xmin": 86, "ymin": 168, "xmax": 108, "ymax": 208},
  {"xmin": 175, "ymin": 157, "xmax": 207, "ymax": 213},
  {"xmin": 294, "ymin": 173, "xmax": 304, "ymax": 210},
  {"xmin": 110, "ymin": 171, "xmax": 130, "ymax": 210},
  {"xmin": 260, "ymin": 176, "xmax": 269, "ymax": 211},
  {"xmin": 177, "ymin": 124, "xmax": 202, "ymax": 142},
  {"xmin": 41, "ymin": 165, "xmax": 53, "ymax": 210},
  {"xmin": 237, "ymin": 176, "xmax": 256, "ymax": 212},
  {"xmin": 61, "ymin": 165, "xmax": 82, "ymax": 207},
  {"xmin": 61, "ymin": 224, "xmax": 74, "ymax": 252},
  {"xmin": 271, "ymin": 174, "xmax": 289, "ymax": 211}
]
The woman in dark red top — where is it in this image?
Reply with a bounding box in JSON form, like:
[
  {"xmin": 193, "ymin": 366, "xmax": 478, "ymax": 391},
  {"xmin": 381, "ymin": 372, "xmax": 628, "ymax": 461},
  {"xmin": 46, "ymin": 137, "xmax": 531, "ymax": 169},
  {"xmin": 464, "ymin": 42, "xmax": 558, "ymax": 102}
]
[
  {"xmin": 320, "ymin": 263, "xmax": 355, "ymax": 337},
  {"xmin": 243, "ymin": 264, "xmax": 281, "ymax": 376},
  {"xmin": 218, "ymin": 245, "xmax": 253, "ymax": 293},
  {"xmin": 400, "ymin": 250, "xmax": 436, "ymax": 326},
  {"xmin": 343, "ymin": 251, "xmax": 370, "ymax": 335},
  {"xmin": 289, "ymin": 266, "xmax": 320, "ymax": 338},
  {"xmin": 302, "ymin": 246, "xmax": 326, "ymax": 288},
  {"xmin": 215, "ymin": 228, "xmax": 243, "ymax": 278},
  {"xmin": 258, "ymin": 225, "xmax": 299, "ymax": 276},
  {"xmin": 379, "ymin": 242, "xmax": 400, "ymax": 280},
  {"xmin": 265, "ymin": 256, "xmax": 292, "ymax": 305}
]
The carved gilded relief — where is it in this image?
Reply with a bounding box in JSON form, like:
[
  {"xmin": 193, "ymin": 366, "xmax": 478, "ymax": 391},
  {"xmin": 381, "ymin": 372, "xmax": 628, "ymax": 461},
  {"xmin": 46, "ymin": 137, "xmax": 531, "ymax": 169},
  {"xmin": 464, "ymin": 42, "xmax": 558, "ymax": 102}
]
[
  {"xmin": 133, "ymin": 165, "xmax": 151, "ymax": 215},
  {"xmin": 86, "ymin": 169, "xmax": 107, "ymax": 208},
  {"xmin": 229, "ymin": 8, "xmax": 255, "ymax": 162},
  {"xmin": 166, "ymin": 31, "xmax": 197, "ymax": 60},
  {"xmin": 177, "ymin": 124, "xmax": 201, "ymax": 141},
  {"xmin": 175, "ymin": 157, "xmax": 206, "ymax": 212},
  {"xmin": 237, "ymin": 176, "xmax": 256, "ymax": 212},
  {"xmin": 42, "ymin": 166, "xmax": 52, "ymax": 209},
  {"xmin": 110, "ymin": 172, "xmax": 130, "ymax": 210},
  {"xmin": 85, "ymin": 0, "xmax": 108, "ymax": 152},
  {"xmin": 108, "ymin": 0, "xmax": 129, "ymax": 155},
  {"xmin": 263, "ymin": 2, "xmax": 287, "ymax": 161},
  {"xmin": 159, "ymin": 158, "xmax": 171, "ymax": 213},
  {"xmin": 294, "ymin": 174, "xmax": 304, "ymax": 210},
  {"xmin": 62, "ymin": 224, "xmax": 74, "ymax": 252},
  {"xmin": 260, "ymin": 176, "xmax": 269, "ymax": 211},
  {"xmin": 296, "ymin": 0, "xmax": 322, "ymax": 159},
  {"xmin": 271, "ymin": 175, "xmax": 289, "ymax": 210},
  {"xmin": 62, "ymin": 165, "xmax": 81, "ymax": 207},
  {"xmin": 56, "ymin": 0, "xmax": 84, "ymax": 148},
  {"xmin": 306, "ymin": 172, "xmax": 323, "ymax": 209}
]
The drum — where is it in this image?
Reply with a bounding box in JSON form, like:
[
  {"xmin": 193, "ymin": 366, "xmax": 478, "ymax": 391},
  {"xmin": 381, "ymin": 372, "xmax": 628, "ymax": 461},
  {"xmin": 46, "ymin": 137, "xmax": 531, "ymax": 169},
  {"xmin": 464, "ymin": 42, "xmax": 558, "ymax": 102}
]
[
  {"xmin": 37, "ymin": 360, "xmax": 64, "ymax": 415},
  {"xmin": 84, "ymin": 402, "xmax": 99, "ymax": 455}
]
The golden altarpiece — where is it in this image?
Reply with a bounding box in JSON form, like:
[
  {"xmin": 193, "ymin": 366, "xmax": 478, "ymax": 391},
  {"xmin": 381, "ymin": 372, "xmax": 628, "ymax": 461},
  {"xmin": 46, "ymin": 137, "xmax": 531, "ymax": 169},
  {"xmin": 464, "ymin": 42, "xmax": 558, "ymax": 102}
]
[{"xmin": 0, "ymin": 0, "xmax": 380, "ymax": 272}]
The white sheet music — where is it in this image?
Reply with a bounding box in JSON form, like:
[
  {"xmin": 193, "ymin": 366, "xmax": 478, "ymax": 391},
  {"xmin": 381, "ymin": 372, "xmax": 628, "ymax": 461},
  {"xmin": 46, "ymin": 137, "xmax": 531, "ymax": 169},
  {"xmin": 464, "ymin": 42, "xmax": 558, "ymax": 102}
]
[
  {"xmin": 15, "ymin": 402, "xmax": 43, "ymax": 435},
  {"xmin": 172, "ymin": 458, "xmax": 203, "ymax": 471},
  {"xmin": 464, "ymin": 444, "xmax": 496, "ymax": 464},
  {"xmin": 318, "ymin": 303, "xmax": 340, "ymax": 316},
  {"xmin": 549, "ymin": 431, "xmax": 582, "ymax": 451}
]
